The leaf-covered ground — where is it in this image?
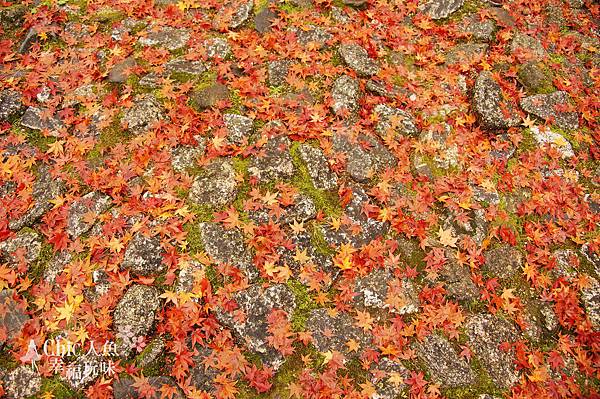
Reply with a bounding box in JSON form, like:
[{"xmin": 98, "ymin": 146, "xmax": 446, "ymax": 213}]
[{"xmin": 0, "ymin": 0, "xmax": 599, "ymax": 398}]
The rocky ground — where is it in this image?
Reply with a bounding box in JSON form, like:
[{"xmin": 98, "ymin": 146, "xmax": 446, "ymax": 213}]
[{"xmin": 0, "ymin": 0, "xmax": 599, "ymax": 398}]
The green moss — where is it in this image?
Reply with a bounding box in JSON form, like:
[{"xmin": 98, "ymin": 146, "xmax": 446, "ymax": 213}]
[
  {"xmin": 442, "ymin": 356, "xmax": 502, "ymax": 399},
  {"xmin": 331, "ymin": 50, "xmax": 343, "ymax": 67},
  {"xmin": 137, "ymin": 345, "xmax": 168, "ymax": 377},
  {"xmin": 286, "ymin": 280, "xmax": 319, "ymax": 332},
  {"xmin": 227, "ymin": 89, "xmax": 244, "ymax": 115},
  {"xmin": 204, "ymin": 264, "xmax": 222, "ymax": 290},
  {"xmin": 279, "ymin": 2, "xmax": 302, "ymax": 13},
  {"xmin": 340, "ymin": 357, "xmax": 370, "ymax": 386},
  {"xmin": 308, "ymin": 223, "xmax": 335, "ymax": 256},
  {"xmin": 16, "ymin": 126, "xmax": 57, "ymax": 152},
  {"xmin": 168, "ymin": 71, "xmax": 195, "ymax": 84},
  {"xmin": 28, "ymin": 240, "xmax": 53, "ymax": 283},
  {"xmin": 183, "ymin": 219, "xmax": 208, "ymax": 255},
  {"xmin": 289, "ymin": 142, "xmax": 342, "ymax": 219},
  {"xmin": 237, "ymin": 345, "xmax": 326, "ymax": 399},
  {"xmin": 194, "ymin": 70, "xmax": 218, "ymax": 91},
  {"xmin": 90, "ymin": 7, "xmax": 124, "ymax": 23},
  {"xmin": 254, "ymin": 0, "xmax": 269, "ymax": 14},
  {"xmin": 517, "ymin": 62, "xmax": 555, "ymax": 95},
  {"xmin": 0, "ymin": 348, "xmax": 19, "ymax": 370},
  {"xmin": 445, "ymin": 0, "xmax": 484, "ymax": 22},
  {"xmin": 37, "ymin": 375, "xmax": 83, "ymax": 399},
  {"xmin": 125, "ymin": 74, "xmax": 152, "ymax": 96}
]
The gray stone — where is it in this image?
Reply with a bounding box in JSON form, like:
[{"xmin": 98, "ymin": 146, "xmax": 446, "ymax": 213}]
[
  {"xmin": 188, "ymin": 159, "xmax": 238, "ymax": 207},
  {"xmin": 465, "ymin": 314, "xmax": 519, "ymax": 388},
  {"xmin": 415, "ymin": 334, "xmax": 475, "ymax": 387},
  {"xmin": 517, "ymin": 61, "xmax": 553, "ymax": 94},
  {"xmin": 366, "ymin": 80, "xmax": 395, "ymax": 98},
  {"xmin": 138, "ymin": 27, "xmax": 190, "ymax": 51},
  {"xmin": 420, "ymin": 124, "xmax": 460, "ymax": 170},
  {"xmin": 189, "ymin": 347, "xmax": 218, "ymax": 393},
  {"xmin": 268, "ymin": 60, "xmax": 291, "ymax": 86},
  {"xmin": 0, "ymin": 231, "xmax": 41, "ymax": 267},
  {"xmin": 445, "ymin": 43, "xmax": 488, "ymax": 65},
  {"xmin": 0, "ymin": 90, "xmax": 23, "ymax": 121},
  {"xmin": 332, "ymin": 132, "xmax": 397, "ymax": 182},
  {"xmin": 223, "ymin": 113, "xmax": 253, "ymax": 144},
  {"xmin": 511, "ymin": 33, "xmax": 546, "ymax": 60},
  {"xmin": 489, "ymin": 133, "xmax": 516, "ymax": 162},
  {"xmin": 63, "ymin": 84, "xmax": 95, "ymax": 108},
  {"xmin": 215, "ymin": 284, "xmax": 295, "ymax": 369},
  {"xmin": 306, "ymin": 308, "xmax": 370, "ymax": 355},
  {"xmin": 442, "ymin": 208, "xmax": 488, "ymax": 246},
  {"xmin": 369, "ymin": 358, "xmax": 409, "ymax": 399},
  {"xmin": 464, "ymin": 16, "xmax": 496, "ymax": 41},
  {"xmin": 530, "ymin": 126, "xmax": 574, "ymax": 158},
  {"xmin": 0, "ymin": 290, "xmax": 29, "ymax": 343},
  {"xmin": 114, "ymin": 285, "xmax": 161, "ymax": 355},
  {"xmin": 198, "ymin": 222, "xmax": 258, "ymax": 281},
  {"xmin": 204, "ymin": 38, "xmax": 232, "ymax": 59},
  {"xmin": 292, "ymin": 25, "xmax": 332, "ymax": 48},
  {"xmin": 321, "ymin": 183, "xmax": 389, "ymax": 248},
  {"xmin": 520, "ymin": 91, "xmax": 578, "ymax": 130},
  {"xmin": 170, "ymin": 138, "xmax": 205, "ymax": 173},
  {"xmin": 472, "ymin": 71, "xmax": 520, "ymax": 130},
  {"xmin": 2, "ymin": 366, "xmax": 41, "ymax": 399},
  {"xmin": 438, "ymin": 251, "xmax": 479, "ymax": 301},
  {"xmin": 581, "ymin": 244, "xmax": 600, "ymax": 276},
  {"xmin": 354, "ymin": 269, "xmax": 419, "ymax": 314},
  {"xmin": 113, "ymin": 376, "xmax": 184, "ymax": 399},
  {"xmin": 255, "ymin": 7, "xmax": 277, "ymax": 33},
  {"xmin": 248, "ymin": 136, "xmax": 294, "ymax": 182},
  {"xmin": 122, "ymin": 95, "xmax": 164, "ymax": 134},
  {"xmin": 552, "ymin": 249, "xmax": 578, "ymax": 280},
  {"xmin": 331, "ymin": 75, "xmax": 360, "ymax": 116},
  {"xmin": 483, "ymin": 244, "xmax": 522, "ymax": 279},
  {"xmin": 9, "ymin": 166, "xmax": 64, "ymax": 231},
  {"xmin": 66, "ymin": 191, "xmax": 112, "ymax": 238},
  {"xmin": 192, "ymin": 83, "xmax": 230, "ymax": 109},
  {"xmin": 175, "ymin": 260, "xmax": 203, "ymax": 294},
  {"xmin": 373, "ymin": 104, "xmax": 418, "ymax": 138},
  {"xmin": 135, "ymin": 336, "xmax": 165, "ymax": 368},
  {"xmin": 62, "ymin": 353, "xmax": 104, "ymax": 390},
  {"xmin": 138, "ymin": 73, "xmax": 161, "ymax": 89},
  {"xmin": 43, "ymin": 251, "xmax": 72, "ymax": 283},
  {"xmin": 84, "ymin": 269, "xmax": 112, "ymax": 302},
  {"xmin": 0, "ymin": 5, "xmax": 27, "ymax": 30},
  {"xmin": 227, "ymin": 1, "xmax": 253, "ymax": 29},
  {"xmin": 165, "ymin": 57, "xmax": 207, "ymax": 76},
  {"xmin": 18, "ymin": 27, "xmax": 39, "ymax": 54},
  {"xmin": 21, "ymin": 107, "xmax": 64, "ymax": 133},
  {"xmin": 582, "ymin": 277, "xmax": 600, "ymax": 329},
  {"xmin": 108, "ymin": 57, "xmax": 136, "ymax": 83},
  {"xmin": 278, "ymin": 230, "xmax": 333, "ymax": 279},
  {"xmin": 338, "ymin": 44, "xmax": 379, "ymax": 77},
  {"xmin": 331, "ymin": 7, "xmax": 350, "ymax": 24},
  {"xmin": 297, "ymin": 144, "xmax": 337, "ymax": 190},
  {"xmin": 423, "ymin": 0, "xmax": 464, "ymax": 19},
  {"xmin": 121, "ymin": 233, "xmax": 165, "ymax": 276},
  {"xmin": 343, "ymin": 0, "xmax": 367, "ymax": 6}
]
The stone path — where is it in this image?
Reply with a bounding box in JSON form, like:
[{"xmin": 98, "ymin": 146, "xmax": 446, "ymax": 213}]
[{"xmin": 0, "ymin": 0, "xmax": 598, "ymax": 398}]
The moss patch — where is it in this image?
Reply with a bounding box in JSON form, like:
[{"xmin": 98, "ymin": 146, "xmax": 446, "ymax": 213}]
[
  {"xmin": 36, "ymin": 375, "xmax": 83, "ymax": 399},
  {"xmin": 90, "ymin": 7, "xmax": 124, "ymax": 23},
  {"xmin": 289, "ymin": 142, "xmax": 342, "ymax": 219},
  {"xmin": 442, "ymin": 356, "xmax": 503, "ymax": 399},
  {"xmin": 286, "ymin": 279, "xmax": 319, "ymax": 332}
]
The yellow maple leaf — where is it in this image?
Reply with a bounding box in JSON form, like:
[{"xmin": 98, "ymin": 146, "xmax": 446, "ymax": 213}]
[{"xmin": 438, "ymin": 226, "xmax": 458, "ymax": 247}]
